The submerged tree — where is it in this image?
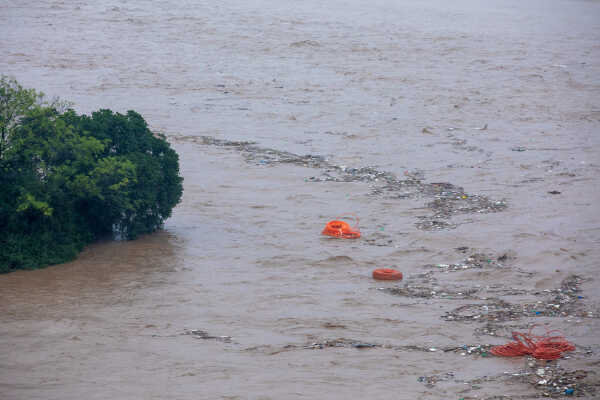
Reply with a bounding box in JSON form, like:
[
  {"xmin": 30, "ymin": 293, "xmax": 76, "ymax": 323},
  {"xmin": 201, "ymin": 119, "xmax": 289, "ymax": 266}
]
[
  {"xmin": 0, "ymin": 76, "xmax": 42, "ymax": 159},
  {"xmin": 0, "ymin": 77, "xmax": 183, "ymax": 272},
  {"xmin": 0, "ymin": 76, "xmax": 71, "ymax": 159}
]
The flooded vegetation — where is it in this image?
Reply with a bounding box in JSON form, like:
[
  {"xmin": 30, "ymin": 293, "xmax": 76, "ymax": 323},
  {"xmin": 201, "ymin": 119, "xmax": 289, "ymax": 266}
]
[{"xmin": 1, "ymin": 0, "xmax": 599, "ymax": 399}]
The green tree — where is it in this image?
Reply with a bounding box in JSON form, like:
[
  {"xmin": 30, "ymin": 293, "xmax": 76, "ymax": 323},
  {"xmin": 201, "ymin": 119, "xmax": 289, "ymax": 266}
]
[
  {"xmin": 0, "ymin": 76, "xmax": 42, "ymax": 158},
  {"xmin": 0, "ymin": 79, "xmax": 183, "ymax": 273},
  {"xmin": 64, "ymin": 109, "xmax": 184, "ymax": 239},
  {"xmin": 0, "ymin": 75, "xmax": 71, "ymax": 159}
]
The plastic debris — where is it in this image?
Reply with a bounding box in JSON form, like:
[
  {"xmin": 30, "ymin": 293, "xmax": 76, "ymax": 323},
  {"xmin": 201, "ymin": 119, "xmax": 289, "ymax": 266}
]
[
  {"xmin": 508, "ymin": 363, "xmax": 597, "ymax": 397},
  {"xmin": 352, "ymin": 342, "xmax": 377, "ymax": 349},
  {"xmin": 184, "ymin": 329, "xmax": 232, "ymax": 343},
  {"xmin": 178, "ymin": 135, "xmax": 507, "ymax": 233}
]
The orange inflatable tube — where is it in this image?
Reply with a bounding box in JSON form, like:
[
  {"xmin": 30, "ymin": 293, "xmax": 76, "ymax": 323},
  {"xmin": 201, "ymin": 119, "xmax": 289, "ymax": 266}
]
[
  {"xmin": 322, "ymin": 220, "xmax": 361, "ymax": 239},
  {"xmin": 372, "ymin": 268, "xmax": 403, "ymax": 281}
]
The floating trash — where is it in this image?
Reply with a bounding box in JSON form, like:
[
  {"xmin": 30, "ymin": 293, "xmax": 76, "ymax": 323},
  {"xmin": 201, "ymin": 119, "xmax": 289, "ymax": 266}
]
[
  {"xmin": 490, "ymin": 328, "xmax": 575, "ymax": 360},
  {"xmin": 372, "ymin": 268, "xmax": 403, "ymax": 281},
  {"xmin": 322, "ymin": 214, "xmax": 361, "ymax": 239},
  {"xmin": 178, "ymin": 135, "xmax": 507, "ymax": 231}
]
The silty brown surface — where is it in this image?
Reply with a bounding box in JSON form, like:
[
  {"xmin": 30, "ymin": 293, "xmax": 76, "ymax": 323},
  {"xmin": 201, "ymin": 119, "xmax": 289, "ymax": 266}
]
[{"xmin": 1, "ymin": 0, "xmax": 600, "ymax": 399}]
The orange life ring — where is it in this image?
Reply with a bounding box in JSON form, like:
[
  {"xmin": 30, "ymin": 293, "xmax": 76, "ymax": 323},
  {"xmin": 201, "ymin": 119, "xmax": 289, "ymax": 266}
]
[
  {"xmin": 322, "ymin": 220, "xmax": 361, "ymax": 239},
  {"xmin": 372, "ymin": 268, "xmax": 403, "ymax": 281}
]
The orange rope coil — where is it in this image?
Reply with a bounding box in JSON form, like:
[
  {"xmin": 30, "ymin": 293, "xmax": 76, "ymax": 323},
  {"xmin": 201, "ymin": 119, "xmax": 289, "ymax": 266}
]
[
  {"xmin": 322, "ymin": 215, "xmax": 361, "ymax": 239},
  {"xmin": 490, "ymin": 327, "xmax": 575, "ymax": 360}
]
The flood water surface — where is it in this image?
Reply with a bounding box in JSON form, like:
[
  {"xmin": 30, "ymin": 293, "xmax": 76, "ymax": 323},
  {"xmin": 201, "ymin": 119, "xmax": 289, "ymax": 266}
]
[{"xmin": 1, "ymin": 1, "xmax": 600, "ymax": 399}]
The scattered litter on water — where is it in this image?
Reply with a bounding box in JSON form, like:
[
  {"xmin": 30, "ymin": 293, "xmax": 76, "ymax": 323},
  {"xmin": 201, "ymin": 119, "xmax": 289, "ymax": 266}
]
[
  {"xmin": 303, "ymin": 338, "xmax": 381, "ymax": 350},
  {"xmin": 381, "ymin": 285, "xmax": 479, "ymax": 300},
  {"xmin": 417, "ymin": 372, "xmax": 454, "ymax": 388},
  {"xmin": 422, "ymin": 252, "xmax": 507, "ymax": 272},
  {"xmin": 175, "ymin": 135, "xmax": 507, "ymax": 230},
  {"xmin": 508, "ymin": 363, "xmax": 598, "ymax": 398},
  {"xmin": 290, "ymin": 40, "xmax": 320, "ymax": 47},
  {"xmin": 442, "ymin": 275, "xmax": 598, "ymax": 323},
  {"xmin": 183, "ymin": 329, "xmax": 233, "ymax": 343}
]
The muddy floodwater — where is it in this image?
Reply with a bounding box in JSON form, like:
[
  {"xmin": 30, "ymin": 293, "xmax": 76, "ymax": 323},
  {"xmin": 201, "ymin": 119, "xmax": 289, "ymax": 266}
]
[{"xmin": 2, "ymin": 0, "xmax": 600, "ymax": 399}]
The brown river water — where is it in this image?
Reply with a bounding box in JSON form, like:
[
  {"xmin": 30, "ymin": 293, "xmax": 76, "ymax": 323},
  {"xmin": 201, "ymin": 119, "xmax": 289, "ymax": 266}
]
[{"xmin": 1, "ymin": 1, "xmax": 600, "ymax": 399}]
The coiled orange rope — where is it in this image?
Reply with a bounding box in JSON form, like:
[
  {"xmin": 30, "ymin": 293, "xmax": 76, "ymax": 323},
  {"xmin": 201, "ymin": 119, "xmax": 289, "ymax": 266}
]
[
  {"xmin": 490, "ymin": 327, "xmax": 575, "ymax": 360},
  {"xmin": 322, "ymin": 214, "xmax": 361, "ymax": 239}
]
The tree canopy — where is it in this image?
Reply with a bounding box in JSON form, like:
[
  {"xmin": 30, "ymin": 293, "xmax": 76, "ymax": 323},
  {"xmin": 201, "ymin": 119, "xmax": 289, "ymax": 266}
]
[{"xmin": 0, "ymin": 76, "xmax": 183, "ymax": 273}]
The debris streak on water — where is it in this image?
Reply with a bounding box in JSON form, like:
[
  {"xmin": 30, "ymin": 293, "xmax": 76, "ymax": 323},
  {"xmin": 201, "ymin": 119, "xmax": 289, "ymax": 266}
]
[{"xmin": 1, "ymin": 1, "xmax": 600, "ymax": 399}]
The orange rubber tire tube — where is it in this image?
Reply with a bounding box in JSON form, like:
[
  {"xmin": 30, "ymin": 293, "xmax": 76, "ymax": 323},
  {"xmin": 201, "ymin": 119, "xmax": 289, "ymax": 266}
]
[{"xmin": 372, "ymin": 268, "xmax": 403, "ymax": 281}]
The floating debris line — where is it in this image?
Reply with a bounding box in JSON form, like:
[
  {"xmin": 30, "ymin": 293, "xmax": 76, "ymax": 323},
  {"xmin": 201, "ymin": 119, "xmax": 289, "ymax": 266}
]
[
  {"xmin": 422, "ymin": 252, "xmax": 507, "ymax": 272},
  {"xmin": 173, "ymin": 135, "xmax": 507, "ymax": 230},
  {"xmin": 244, "ymin": 338, "xmax": 597, "ymax": 397},
  {"xmin": 380, "ymin": 285, "xmax": 481, "ymax": 300},
  {"xmin": 442, "ymin": 275, "xmax": 598, "ymax": 323},
  {"xmin": 509, "ymin": 363, "xmax": 599, "ymax": 398},
  {"xmin": 244, "ymin": 337, "xmax": 495, "ymax": 357},
  {"xmin": 183, "ymin": 329, "xmax": 233, "ymax": 343}
]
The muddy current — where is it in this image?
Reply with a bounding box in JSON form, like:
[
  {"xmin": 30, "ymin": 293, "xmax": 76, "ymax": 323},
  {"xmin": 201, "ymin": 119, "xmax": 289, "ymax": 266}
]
[{"xmin": 1, "ymin": 1, "xmax": 600, "ymax": 399}]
